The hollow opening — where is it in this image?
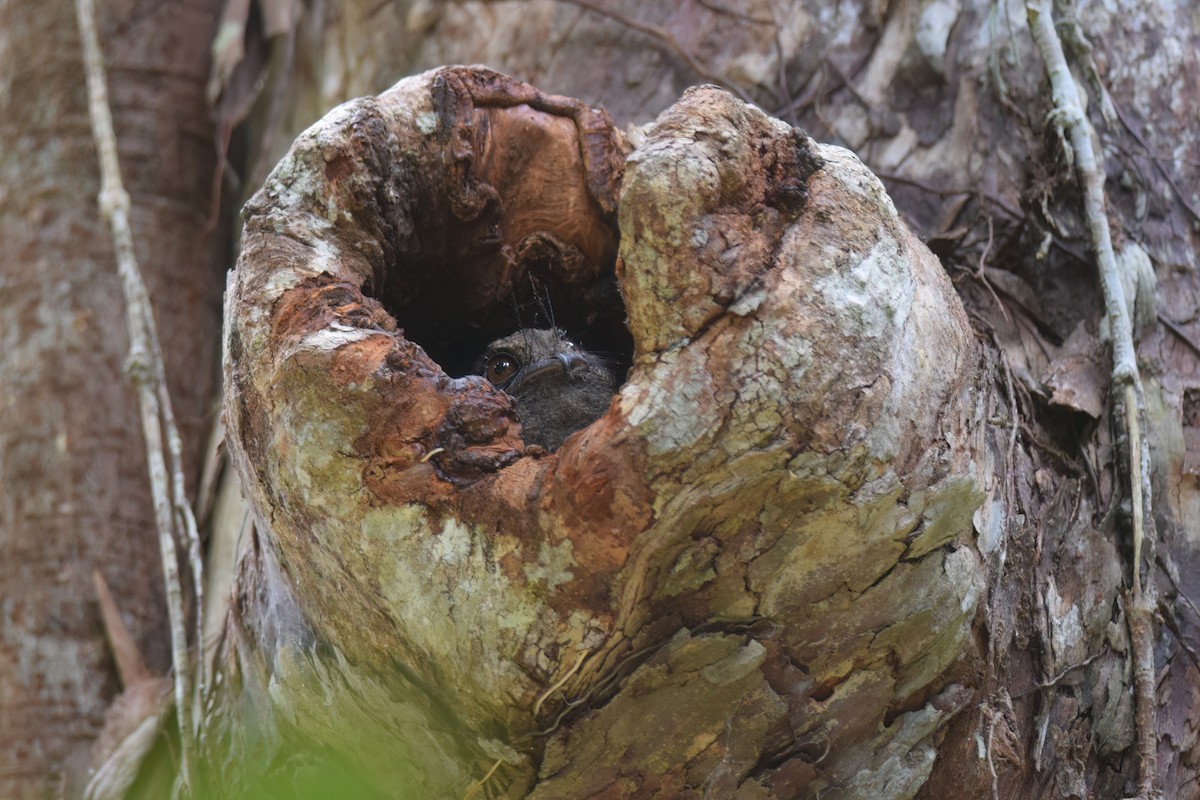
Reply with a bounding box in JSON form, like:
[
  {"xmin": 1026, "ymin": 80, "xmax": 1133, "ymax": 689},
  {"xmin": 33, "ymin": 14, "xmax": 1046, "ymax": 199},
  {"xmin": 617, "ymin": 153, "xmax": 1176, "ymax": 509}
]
[
  {"xmin": 385, "ymin": 266, "xmax": 631, "ymax": 382},
  {"xmin": 365, "ymin": 228, "xmax": 633, "ymax": 388},
  {"xmin": 353, "ymin": 84, "xmax": 635, "ymax": 437}
]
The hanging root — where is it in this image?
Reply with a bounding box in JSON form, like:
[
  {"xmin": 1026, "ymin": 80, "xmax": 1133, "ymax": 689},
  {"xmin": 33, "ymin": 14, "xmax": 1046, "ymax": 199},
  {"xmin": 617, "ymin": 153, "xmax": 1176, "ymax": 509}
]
[
  {"xmin": 74, "ymin": 0, "xmax": 203, "ymax": 791},
  {"xmin": 1025, "ymin": 2, "xmax": 1159, "ymax": 797}
]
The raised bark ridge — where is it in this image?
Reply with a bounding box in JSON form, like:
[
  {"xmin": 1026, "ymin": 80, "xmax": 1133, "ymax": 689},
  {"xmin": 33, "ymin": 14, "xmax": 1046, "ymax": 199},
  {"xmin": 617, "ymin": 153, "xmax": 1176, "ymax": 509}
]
[{"xmin": 222, "ymin": 66, "xmax": 986, "ymax": 798}]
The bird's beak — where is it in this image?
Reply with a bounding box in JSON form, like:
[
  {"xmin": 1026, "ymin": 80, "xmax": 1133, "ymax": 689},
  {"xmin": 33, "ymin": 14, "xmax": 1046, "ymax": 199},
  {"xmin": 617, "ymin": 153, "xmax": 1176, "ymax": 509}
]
[{"xmin": 517, "ymin": 354, "xmax": 586, "ymax": 386}]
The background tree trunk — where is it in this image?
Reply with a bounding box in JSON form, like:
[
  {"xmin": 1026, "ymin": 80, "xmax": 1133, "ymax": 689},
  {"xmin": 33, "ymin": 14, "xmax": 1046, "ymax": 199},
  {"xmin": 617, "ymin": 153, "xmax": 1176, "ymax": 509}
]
[
  {"xmin": 3, "ymin": 1, "xmax": 1199, "ymax": 799},
  {"xmin": 0, "ymin": 0, "xmax": 224, "ymax": 796}
]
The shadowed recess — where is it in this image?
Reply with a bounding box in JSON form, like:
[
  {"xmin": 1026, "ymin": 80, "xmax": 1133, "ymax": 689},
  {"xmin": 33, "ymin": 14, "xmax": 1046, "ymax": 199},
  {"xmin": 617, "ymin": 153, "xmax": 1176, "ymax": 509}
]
[{"xmin": 360, "ymin": 70, "xmax": 634, "ymax": 380}]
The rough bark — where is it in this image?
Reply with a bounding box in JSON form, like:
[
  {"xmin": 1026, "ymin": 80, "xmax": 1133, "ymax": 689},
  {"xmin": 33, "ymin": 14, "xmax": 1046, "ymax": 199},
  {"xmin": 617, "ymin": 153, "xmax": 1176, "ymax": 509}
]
[
  {"xmin": 0, "ymin": 0, "xmax": 225, "ymax": 795},
  {"xmin": 220, "ymin": 65, "xmax": 984, "ymax": 799},
  {"xmin": 6, "ymin": 0, "xmax": 1197, "ymax": 798}
]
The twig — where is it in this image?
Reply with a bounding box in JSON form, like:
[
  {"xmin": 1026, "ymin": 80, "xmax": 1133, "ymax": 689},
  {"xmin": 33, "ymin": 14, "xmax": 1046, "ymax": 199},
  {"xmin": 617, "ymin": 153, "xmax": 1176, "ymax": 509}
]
[
  {"xmin": 532, "ymin": 647, "xmax": 590, "ymax": 718},
  {"xmin": 821, "ymin": 55, "xmax": 872, "ymax": 108},
  {"xmin": 1158, "ymin": 599, "xmax": 1200, "ymax": 676},
  {"xmin": 1029, "ymin": 649, "xmax": 1105, "ymax": 693},
  {"xmin": 771, "ymin": 65, "xmax": 824, "ymax": 121},
  {"xmin": 437, "ymin": 0, "xmax": 757, "ymax": 104},
  {"xmin": 1026, "ymin": 2, "xmax": 1158, "ymax": 797},
  {"xmin": 161, "ymin": 382, "xmax": 207, "ymax": 726},
  {"xmin": 975, "ymin": 216, "xmax": 1010, "ymax": 322},
  {"xmin": 556, "ymin": 0, "xmax": 756, "ymax": 104},
  {"xmin": 873, "ymin": 169, "xmax": 1025, "ymax": 221},
  {"xmin": 985, "ymin": 707, "xmax": 999, "ymax": 800},
  {"xmin": 1026, "ymin": 2, "xmax": 1139, "ymax": 383},
  {"xmin": 1157, "ymin": 553, "xmax": 1200, "ymax": 626},
  {"xmin": 1157, "ymin": 313, "xmax": 1200, "ymax": 359},
  {"xmin": 695, "ymin": 0, "xmax": 773, "ymax": 26},
  {"xmin": 1104, "ymin": 69, "xmax": 1200, "ymax": 225},
  {"xmin": 462, "ymin": 758, "xmax": 503, "ymax": 800},
  {"xmin": 74, "ymin": 0, "xmax": 199, "ymax": 791}
]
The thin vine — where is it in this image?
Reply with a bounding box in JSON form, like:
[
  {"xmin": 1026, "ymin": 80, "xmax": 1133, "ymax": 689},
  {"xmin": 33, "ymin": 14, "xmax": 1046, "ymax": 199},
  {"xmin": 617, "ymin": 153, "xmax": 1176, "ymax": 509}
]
[
  {"xmin": 1026, "ymin": 2, "xmax": 1159, "ymax": 797},
  {"xmin": 73, "ymin": 0, "xmax": 206, "ymax": 792}
]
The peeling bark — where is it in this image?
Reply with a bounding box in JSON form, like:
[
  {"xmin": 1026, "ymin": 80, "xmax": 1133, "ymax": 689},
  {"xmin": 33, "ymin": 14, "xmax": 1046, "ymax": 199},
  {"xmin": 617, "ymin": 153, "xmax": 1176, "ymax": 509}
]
[{"xmin": 220, "ymin": 66, "xmax": 985, "ymax": 798}]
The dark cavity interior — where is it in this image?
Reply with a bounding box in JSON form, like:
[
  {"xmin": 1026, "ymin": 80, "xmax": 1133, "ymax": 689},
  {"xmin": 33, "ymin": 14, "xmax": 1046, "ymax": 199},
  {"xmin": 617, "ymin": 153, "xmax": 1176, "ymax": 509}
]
[
  {"xmin": 357, "ymin": 94, "xmax": 633, "ymax": 387},
  {"xmin": 367, "ymin": 234, "xmax": 633, "ymax": 384}
]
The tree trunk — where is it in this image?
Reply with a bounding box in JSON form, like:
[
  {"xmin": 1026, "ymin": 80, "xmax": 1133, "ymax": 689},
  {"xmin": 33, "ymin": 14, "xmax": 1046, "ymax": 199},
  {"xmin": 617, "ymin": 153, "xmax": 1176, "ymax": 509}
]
[
  {"xmin": 212, "ymin": 0, "xmax": 1200, "ymax": 794},
  {"xmin": 217, "ymin": 64, "xmax": 982, "ymax": 799},
  {"xmin": 0, "ymin": 0, "xmax": 225, "ymax": 796}
]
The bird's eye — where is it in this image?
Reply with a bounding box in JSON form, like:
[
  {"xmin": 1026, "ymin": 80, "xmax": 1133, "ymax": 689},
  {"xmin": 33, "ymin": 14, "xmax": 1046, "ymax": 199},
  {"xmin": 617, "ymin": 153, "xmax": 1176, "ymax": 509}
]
[{"xmin": 485, "ymin": 353, "xmax": 520, "ymax": 386}]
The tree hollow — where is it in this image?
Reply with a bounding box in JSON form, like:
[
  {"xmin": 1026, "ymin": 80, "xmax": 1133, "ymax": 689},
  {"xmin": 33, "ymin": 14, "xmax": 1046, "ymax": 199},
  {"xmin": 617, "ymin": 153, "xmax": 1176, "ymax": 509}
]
[{"xmin": 222, "ymin": 66, "xmax": 986, "ymax": 798}]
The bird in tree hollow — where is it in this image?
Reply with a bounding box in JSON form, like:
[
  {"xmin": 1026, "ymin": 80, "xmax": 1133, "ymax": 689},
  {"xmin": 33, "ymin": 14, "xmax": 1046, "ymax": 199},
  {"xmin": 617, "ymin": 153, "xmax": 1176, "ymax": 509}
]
[{"xmin": 475, "ymin": 328, "xmax": 617, "ymax": 452}]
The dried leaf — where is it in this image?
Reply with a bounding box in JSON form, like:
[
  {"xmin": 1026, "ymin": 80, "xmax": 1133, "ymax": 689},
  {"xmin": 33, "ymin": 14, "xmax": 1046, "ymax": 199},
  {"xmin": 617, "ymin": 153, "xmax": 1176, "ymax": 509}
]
[
  {"xmin": 983, "ymin": 266, "xmax": 1046, "ymax": 322},
  {"xmin": 207, "ymin": 0, "xmax": 300, "ymax": 126},
  {"xmin": 1044, "ymin": 322, "xmax": 1107, "ymax": 418},
  {"xmin": 86, "ymin": 573, "xmax": 174, "ymax": 800},
  {"xmin": 83, "ymin": 694, "xmax": 170, "ymax": 800},
  {"xmin": 207, "ymin": 0, "xmax": 252, "ymax": 106}
]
